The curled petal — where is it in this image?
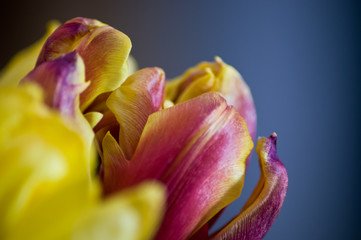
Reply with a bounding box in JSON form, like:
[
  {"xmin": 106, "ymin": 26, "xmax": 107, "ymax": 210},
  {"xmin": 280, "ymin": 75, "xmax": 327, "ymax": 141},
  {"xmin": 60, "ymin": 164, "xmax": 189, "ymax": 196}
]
[
  {"xmin": 211, "ymin": 133, "xmax": 288, "ymax": 240},
  {"xmin": 106, "ymin": 67, "xmax": 165, "ymax": 159},
  {"xmin": 113, "ymin": 92, "xmax": 253, "ymax": 240},
  {"xmin": 0, "ymin": 21, "xmax": 60, "ymax": 87},
  {"xmin": 21, "ymin": 51, "xmax": 88, "ymax": 118},
  {"xmin": 166, "ymin": 57, "xmax": 257, "ymax": 141},
  {"xmin": 72, "ymin": 181, "xmax": 166, "ymax": 240},
  {"xmin": 36, "ymin": 18, "xmax": 104, "ymax": 63},
  {"xmin": 37, "ymin": 17, "xmax": 132, "ymax": 110}
]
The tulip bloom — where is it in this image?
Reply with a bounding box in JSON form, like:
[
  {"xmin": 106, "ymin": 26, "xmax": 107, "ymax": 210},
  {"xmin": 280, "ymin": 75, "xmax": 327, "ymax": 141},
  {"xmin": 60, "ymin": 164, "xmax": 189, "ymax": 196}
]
[
  {"xmin": 96, "ymin": 67, "xmax": 287, "ymax": 240},
  {"xmin": 0, "ymin": 17, "xmax": 288, "ymax": 240}
]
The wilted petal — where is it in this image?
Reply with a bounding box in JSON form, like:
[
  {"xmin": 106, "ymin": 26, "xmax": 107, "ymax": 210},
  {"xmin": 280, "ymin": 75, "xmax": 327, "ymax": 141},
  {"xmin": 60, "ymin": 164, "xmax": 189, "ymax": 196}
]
[
  {"xmin": 166, "ymin": 57, "xmax": 257, "ymax": 141},
  {"xmin": 0, "ymin": 21, "xmax": 60, "ymax": 87},
  {"xmin": 211, "ymin": 133, "xmax": 288, "ymax": 240},
  {"xmin": 112, "ymin": 92, "xmax": 253, "ymax": 240},
  {"xmin": 72, "ymin": 181, "xmax": 166, "ymax": 240},
  {"xmin": 21, "ymin": 51, "xmax": 88, "ymax": 118},
  {"xmin": 106, "ymin": 67, "xmax": 165, "ymax": 159},
  {"xmin": 37, "ymin": 17, "xmax": 132, "ymax": 110}
]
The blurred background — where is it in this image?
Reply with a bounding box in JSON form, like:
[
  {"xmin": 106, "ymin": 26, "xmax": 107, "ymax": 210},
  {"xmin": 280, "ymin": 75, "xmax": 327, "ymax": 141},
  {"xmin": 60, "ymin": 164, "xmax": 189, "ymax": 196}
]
[{"xmin": 1, "ymin": 0, "xmax": 360, "ymax": 239}]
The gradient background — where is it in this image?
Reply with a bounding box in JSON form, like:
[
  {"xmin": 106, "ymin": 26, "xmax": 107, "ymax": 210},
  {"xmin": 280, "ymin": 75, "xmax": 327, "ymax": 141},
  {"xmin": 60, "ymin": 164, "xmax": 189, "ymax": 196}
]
[{"xmin": 1, "ymin": 0, "xmax": 360, "ymax": 239}]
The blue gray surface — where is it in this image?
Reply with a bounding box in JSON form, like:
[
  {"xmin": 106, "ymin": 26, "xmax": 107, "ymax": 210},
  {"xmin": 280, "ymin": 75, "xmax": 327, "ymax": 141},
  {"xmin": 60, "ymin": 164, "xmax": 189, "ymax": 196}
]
[{"xmin": 1, "ymin": 1, "xmax": 360, "ymax": 239}]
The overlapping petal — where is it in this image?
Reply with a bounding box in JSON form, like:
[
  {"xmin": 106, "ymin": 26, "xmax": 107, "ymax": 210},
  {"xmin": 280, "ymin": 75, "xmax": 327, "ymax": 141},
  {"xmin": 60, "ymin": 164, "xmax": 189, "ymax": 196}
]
[
  {"xmin": 0, "ymin": 84, "xmax": 167, "ymax": 240},
  {"xmin": 0, "ymin": 84, "xmax": 96, "ymax": 240},
  {"xmin": 36, "ymin": 17, "xmax": 132, "ymax": 110},
  {"xmin": 106, "ymin": 67, "xmax": 165, "ymax": 159},
  {"xmin": 211, "ymin": 133, "xmax": 288, "ymax": 240},
  {"xmin": 166, "ymin": 57, "xmax": 257, "ymax": 141},
  {"xmin": 104, "ymin": 92, "xmax": 253, "ymax": 240},
  {"xmin": 0, "ymin": 15, "xmax": 289, "ymax": 240},
  {"xmin": 0, "ymin": 21, "xmax": 60, "ymax": 87}
]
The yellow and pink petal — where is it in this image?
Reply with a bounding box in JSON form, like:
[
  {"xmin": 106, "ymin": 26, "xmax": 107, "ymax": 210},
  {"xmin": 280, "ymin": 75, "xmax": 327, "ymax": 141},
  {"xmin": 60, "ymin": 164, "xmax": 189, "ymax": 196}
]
[
  {"xmin": 166, "ymin": 57, "xmax": 257, "ymax": 141},
  {"xmin": 37, "ymin": 17, "xmax": 132, "ymax": 111},
  {"xmin": 211, "ymin": 133, "xmax": 288, "ymax": 240},
  {"xmin": 105, "ymin": 67, "xmax": 165, "ymax": 160},
  {"xmin": 105, "ymin": 92, "xmax": 253, "ymax": 240}
]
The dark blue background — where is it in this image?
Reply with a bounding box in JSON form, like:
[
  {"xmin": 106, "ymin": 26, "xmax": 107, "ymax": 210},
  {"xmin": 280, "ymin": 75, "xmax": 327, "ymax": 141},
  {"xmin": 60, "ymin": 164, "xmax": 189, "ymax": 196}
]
[{"xmin": 1, "ymin": 1, "xmax": 360, "ymax": 239}]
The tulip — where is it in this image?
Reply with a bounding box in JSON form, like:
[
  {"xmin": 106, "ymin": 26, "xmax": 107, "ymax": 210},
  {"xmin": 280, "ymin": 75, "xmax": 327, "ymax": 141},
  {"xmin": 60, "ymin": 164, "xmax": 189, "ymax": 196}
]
[
  {"xmin": 166, "ymin": 57, "xmax": 257, "ymax": 141},
  {"xmin": 95, "ymin": 62, "xmax": 287, "ymax": 239},
  {"xmin": 0, "ymin": 83, "xmax": 166, "ymax": 240},
  {"xmin": 0, "ymin": 16, "xmax": 288, "ymax": 240}
]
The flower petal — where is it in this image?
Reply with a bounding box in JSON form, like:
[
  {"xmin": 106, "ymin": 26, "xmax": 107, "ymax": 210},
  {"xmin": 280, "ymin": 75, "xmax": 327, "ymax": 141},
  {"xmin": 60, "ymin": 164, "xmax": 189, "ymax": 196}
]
[
  {"xmin": 37, "ymin": 17, "xmax": 132, "ymax": 111},
  {"xmin": 72, "ymin": 181, "xmax": 166, "ymax": 240},
  {"xmin": 83, "ymin": 112, "xmax": 103, "ymax": 128},
  {"xmin": 211, "ymin": 133, "xmax": 288, "ymax": 240},
  {"xmin": 21, "ymin": 51, "xmax": 87, "ymax": 118},
  {"xmin": 0, "ymin": 84, "xmax": 97, "ymax": 240},
  {"xmin": 113, "ymin": 92, "xmax": 253, "ymax": 240},
  {"xmin": 0, "ymin": 21, "xmax": 60, "ymax": 87},
  {"xmin": 20, "ymin": 52, "xmax": 97, "ymax": 178},
  {"xmin": 100, "ymin": 132, "xmax": 129, "ymax": 195},
  {"xmin": 106, "ymin": 67, "xmax": 165, "ymax": 159},
  {"xmin": 166, "ymin": 57, "xmax": 257, "ymax": 141}
]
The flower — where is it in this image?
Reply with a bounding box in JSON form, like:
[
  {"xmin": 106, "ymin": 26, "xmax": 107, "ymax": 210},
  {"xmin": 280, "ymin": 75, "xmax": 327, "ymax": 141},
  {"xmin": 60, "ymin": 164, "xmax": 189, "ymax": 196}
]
[
  {"xmin": 0, "ymin": 17, "xmax": 288, "ymax": 240},
  {"xmin": 95, "ymin": 64, "xmax": 287, "ymax": 240},
  {"xmin": 0, "ymin": 84, "xmax": 165, "ymax": 240}
]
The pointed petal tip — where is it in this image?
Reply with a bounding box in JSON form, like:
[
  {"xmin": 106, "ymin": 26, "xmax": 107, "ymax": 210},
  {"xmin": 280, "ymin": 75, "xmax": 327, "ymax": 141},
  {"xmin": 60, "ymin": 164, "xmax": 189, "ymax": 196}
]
[{"xmin": 211, "ymin": 133, "xmax": 288, "ymax": 240}]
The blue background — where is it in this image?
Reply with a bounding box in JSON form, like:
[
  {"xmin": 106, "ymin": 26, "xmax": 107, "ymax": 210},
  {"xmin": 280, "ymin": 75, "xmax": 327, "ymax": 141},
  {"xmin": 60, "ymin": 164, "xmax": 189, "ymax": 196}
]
[{"xmin": 1, "ymin": 0, "xmax": 360, "ymax": 239}]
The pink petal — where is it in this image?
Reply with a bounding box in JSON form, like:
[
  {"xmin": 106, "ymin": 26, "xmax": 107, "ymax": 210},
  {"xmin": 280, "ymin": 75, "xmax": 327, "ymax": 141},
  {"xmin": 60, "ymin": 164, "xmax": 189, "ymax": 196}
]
[
  {"xmin": 211, "ymin": 133, "xmax": 288, "ymax": 240},
  {"xmin": 113, "ymin": 92, "xmax": 253, "ymax": 240},
  {"xmin": 166, "ymin": 57, "xmax": 257, "ymax": 141},
  {"xmin": 21, "ymin": 51, "xmax": 87, "ymax": 118}
]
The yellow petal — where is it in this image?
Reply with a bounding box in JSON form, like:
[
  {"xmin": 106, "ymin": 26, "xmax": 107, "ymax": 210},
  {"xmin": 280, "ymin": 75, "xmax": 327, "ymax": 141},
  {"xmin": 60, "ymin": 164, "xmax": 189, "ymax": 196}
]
[
  {"xmin": 0, "ymin": 21, "xmax": 60, "ymax": 87},
  {"xmin": 127, "ymin": 55, "xmax": 139, "ymax": 76},
  {"xmin": 84, "ymin": 112, "xmax": 103, "ymax": 128},
  {"xmin": 72, "ymin": 181, "xmax": 166, "ymax": 240},
  {"xmin": 106, "ymin": 67, "xmax": 165, "ymax": 159},
  {"xmin": 0, "ymin": 84, "xmax": 98, "ymax": 240}
]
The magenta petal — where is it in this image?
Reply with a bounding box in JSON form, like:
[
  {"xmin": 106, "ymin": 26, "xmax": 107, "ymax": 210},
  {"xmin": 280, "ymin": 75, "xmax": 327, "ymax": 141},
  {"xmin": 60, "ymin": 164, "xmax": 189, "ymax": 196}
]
[
  {"xmin": 116, "ymin": 92, "xmax": 253, "ymax": 240},
  {"xmin": 21, "ymin": 51, "xmax": 87, "ymax": 118},
  {"xmin": 211, "ymin": 133, "xmax": 288, "ymax": 240}
]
